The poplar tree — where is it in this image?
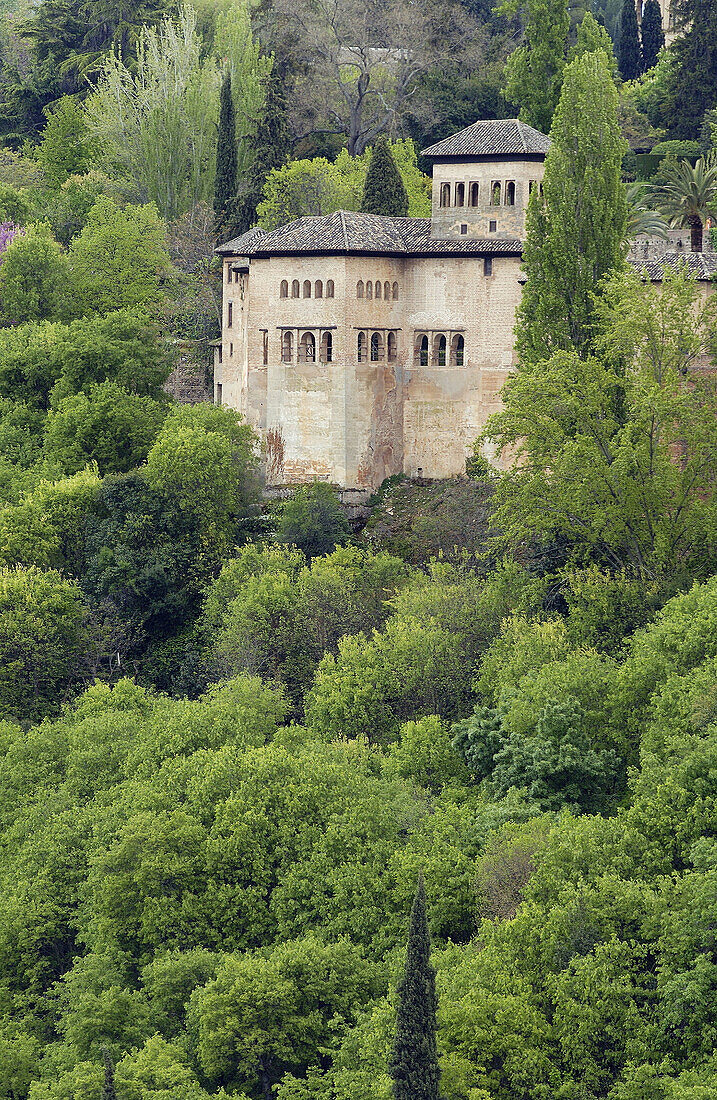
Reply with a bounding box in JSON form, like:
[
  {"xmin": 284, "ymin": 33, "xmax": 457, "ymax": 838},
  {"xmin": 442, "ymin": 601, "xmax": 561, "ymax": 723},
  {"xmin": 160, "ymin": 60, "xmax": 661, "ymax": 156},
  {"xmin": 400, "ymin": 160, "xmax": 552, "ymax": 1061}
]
[
  {"xmin": 388, "ymin": 875, "xmax": 440, "ymax": 1100},
  {"xmin": 618, "ymin": 0, "xmax": 641, "ymax": 80},
  {"xmin": 500, "ymin": 0, "xmax": 570, "ymax": 134},
  {"xmin": 214, "ymin": 71, "xmax": 239, "ymax": 237},
  {"xmin": 516, "ymin": 49, "xmax": 627, "ymax": 365},
  {"xmin": 640, "ymin": 0, "xmax": 665, "ymax": 71},
  {"xmin": 361, "ymin": 138, "xmax": 409, "ymax": 217}
]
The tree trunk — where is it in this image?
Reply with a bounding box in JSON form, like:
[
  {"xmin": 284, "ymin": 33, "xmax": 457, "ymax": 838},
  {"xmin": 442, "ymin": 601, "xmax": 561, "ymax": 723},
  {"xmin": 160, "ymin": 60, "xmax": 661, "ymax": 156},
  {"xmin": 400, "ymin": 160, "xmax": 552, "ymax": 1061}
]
[
  {"xmin": 259, "ymin": 1058, "xmax": 273, "ymax": 1100},
  {"xmin": 689, "ymin": 216, "xmax": 703, "ymax": 252}
]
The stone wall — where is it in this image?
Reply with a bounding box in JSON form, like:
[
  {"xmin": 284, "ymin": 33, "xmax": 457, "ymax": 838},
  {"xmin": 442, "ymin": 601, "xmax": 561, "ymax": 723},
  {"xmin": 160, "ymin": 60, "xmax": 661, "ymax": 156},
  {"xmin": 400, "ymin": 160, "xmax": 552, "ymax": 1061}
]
[
  {"xmin": 216, "ymin": 247, "xmax": 524, "ymax": 490},
  {"xmin": 430, "ymin": 157, "xmax": 546, "ymax": 239},
  {"xmin": 164, "ymin": 342, "xmax": 213, "ymax": 404}
]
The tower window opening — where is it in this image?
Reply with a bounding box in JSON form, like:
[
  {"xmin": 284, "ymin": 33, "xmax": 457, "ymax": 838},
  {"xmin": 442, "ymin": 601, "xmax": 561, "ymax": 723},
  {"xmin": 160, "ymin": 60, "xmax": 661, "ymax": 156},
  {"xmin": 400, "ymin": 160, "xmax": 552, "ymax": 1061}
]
[
  {"xmin": 292, "ymin": 279, "xmax": 300, "ymax": 298},
  {"xmin": 451, "ymin": 334, "xmax": 464, "ymax": 366},
  {"xmin": 281, "ymin": 331, "xmax": 293, "ymax": 362},
  {"xmin": 491, "ymin": 181, "xmax": 501, "ymax": 205},
  {"xmin": 433, "ymin": 333, "xmax": 447, "ymax": 366},
  {"xmin": 456, "ymin": 182, "xmax": 465, "ymax": 207},
  {"xmin": 299, "ymin": 331, "xmax": 316, "ymax": 362},
  {"xmin": 320, "ymin": 331, "xmax": 333, "ymax": 362},
  {"xmin": 505, "ymin": 181, "xmax": 516, "ymax": 205},
  {"xmin": 370, "ymin": 332, "xmax": 383, "ymax": 361}
]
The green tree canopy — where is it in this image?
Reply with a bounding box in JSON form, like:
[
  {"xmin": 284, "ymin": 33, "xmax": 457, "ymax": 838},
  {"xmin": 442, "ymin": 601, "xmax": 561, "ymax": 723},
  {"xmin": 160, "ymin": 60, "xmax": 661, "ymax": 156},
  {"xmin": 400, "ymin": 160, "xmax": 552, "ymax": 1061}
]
[
  {"xmin": 484, "ymin": 267, "xmax": 717, "ymax": 580},
  {"xmin": 66, "ymin": 198, "xmax": 170, "ymax": 318},
  {"xmin": 516, "ymin": 49, "xmax": 627, "ymax": 364},
  {"xmin": 0, "ymin": 223, "xmax": 69, "ymax": 325},
  {"xmin": 499, "ymin": 0, "xmax": 569, "ymax": 133},
  {"xmin": 361, "ymin": 138, "xmax": 409, "ymax": 218}
]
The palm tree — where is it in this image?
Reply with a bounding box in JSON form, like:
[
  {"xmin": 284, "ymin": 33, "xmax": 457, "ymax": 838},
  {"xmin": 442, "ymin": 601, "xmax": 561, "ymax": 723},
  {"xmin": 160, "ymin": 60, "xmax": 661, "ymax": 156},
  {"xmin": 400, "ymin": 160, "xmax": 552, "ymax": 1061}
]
[
  {"xmin": 653, "ymin": 154, "xmax": 717, "ymax": 252},
  {"xmin": 625, "ymin": 182, "xmax": 670, "ymax": 240}
]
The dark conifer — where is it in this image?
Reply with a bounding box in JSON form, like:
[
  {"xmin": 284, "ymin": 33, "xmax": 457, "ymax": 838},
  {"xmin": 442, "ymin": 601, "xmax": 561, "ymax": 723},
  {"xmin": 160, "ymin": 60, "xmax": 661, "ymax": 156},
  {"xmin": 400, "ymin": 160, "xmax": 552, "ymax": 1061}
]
[
  {"xmin": 641, "ymin": 0, "xmax": 665, "ymax": 70},
  {"xmin": 361, "ymin": 137, "xmax": 409, "ymax": 218},
  {"xmin": 618, "ymin": 0, "xmax": 641, "ymax": 80},
  {"xmin": 389, "ymin": 875, "xmax": 440, "ymax": 1100},
  {"xmin": 235, "ymin": 65, "xmax": 292, "ymax": 234},
  {"xmin": 102, "ymin": 1048, "xmax": 117, "ymax": 1100},
  {"xmin": 662, "ymin": 0, "xmax": 717, "ymax": 138},
  {"xmin": 214, "ymin": 71, "xmax": 238, "ymax": 239}
]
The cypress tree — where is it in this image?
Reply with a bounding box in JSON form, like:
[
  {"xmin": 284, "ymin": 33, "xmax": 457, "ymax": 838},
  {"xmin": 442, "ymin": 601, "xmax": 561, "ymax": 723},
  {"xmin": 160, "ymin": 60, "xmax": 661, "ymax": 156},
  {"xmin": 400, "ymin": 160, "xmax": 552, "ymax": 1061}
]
[
  {"xmin": 662, "ymin": 0, "xmax": 717, "ymax": 138},
  {"xmin": 361, "ymin": 138, "xmax": 409, "ymax": 217},
  {"xmin": 501, "ymin": 0, "xmax": 570, "ymax": 135},
  {"xmin": 641, "ymin": 0, "xmax": 665, "ymax": 71},
  {"xmin": 102, "ymin": 1048, "xmax": 117, "ymax": 1100},
  {"xmin": 388, "ymin": 875, "xmax": 440, "ymax": 1100},
  {"xmin": 235, "ymin": 65, "xmax": 292, "ymax": 234},
  {"xmin": 516, "ymin": 49, "xmax": 627, "ymax": 364},
  {"xmin": 618, "ymin": 0, "xmax": 641, "ymax": 80},
  {"xmin": 214, "ymin": 71, "xmax": 238, "ymax": 239}
]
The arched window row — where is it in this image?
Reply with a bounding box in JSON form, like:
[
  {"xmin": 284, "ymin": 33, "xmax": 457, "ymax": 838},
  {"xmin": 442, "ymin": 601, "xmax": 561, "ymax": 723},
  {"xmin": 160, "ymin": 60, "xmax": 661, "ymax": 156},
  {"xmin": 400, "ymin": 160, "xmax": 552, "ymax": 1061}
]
[
  {"xmin": 413, "ymin": 331, "xmax": 465, "ymax": 367},
  {"xmin": 280, "ymin": 328, "xmax": 334, "ymax": 364},
  {"xmin": 279, "ymin": 279, "xmax": 335, "ymax": 299},
  {"xmin": 356, "ymin": 329, "xmax": 399, "ymax": 363},
  {"xmin": 439, "ymin": 180, "xmax": 519, "ymax": 208},
  {"xmin": 356, "ymin": 280, "xmax": 399, "ymax": 301}
]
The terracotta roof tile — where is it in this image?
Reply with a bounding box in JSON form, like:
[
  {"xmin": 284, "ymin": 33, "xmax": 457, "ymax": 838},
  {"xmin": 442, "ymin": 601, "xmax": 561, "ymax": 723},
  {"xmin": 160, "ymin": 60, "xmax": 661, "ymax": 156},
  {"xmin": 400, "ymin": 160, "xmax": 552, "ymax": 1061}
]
[
  {"xmin": 216, "ymin": 211, "xmax": 522, "ymax": 257},
  {"xmin": 421, "ymin": 119, "xmax": 551, "ymax": 159},
  {"xmin": 629, "ymin": 252, "xmax": 717, "ymax": 281}
]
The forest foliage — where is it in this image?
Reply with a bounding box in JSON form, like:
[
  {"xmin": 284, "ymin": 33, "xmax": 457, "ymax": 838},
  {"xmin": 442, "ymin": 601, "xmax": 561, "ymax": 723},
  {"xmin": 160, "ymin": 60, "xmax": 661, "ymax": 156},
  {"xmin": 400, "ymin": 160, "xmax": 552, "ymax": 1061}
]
[{"xmin": 0, "ymin": 0, "xmax": 714, "ymax": 1098}]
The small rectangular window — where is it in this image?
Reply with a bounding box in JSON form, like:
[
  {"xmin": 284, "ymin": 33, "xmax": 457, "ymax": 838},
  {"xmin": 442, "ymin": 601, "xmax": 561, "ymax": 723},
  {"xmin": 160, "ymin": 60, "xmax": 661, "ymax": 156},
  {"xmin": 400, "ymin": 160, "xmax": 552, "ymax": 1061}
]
[
  {"xmin": 489, "ymin": 220, "xmax": 497, "ymax": 233},
  {"xmin": 228, "ymin": 302, "xmax": 233, "ymax": 327},
  {"xmin": 229, "ymin": 342, "xmax": 233, "ymax": 357},
  {"xmin": 226, "ymin": 266, "xmax": 231, "ymax": 284},
  {"xmin": 218, "ymin": 345, "xmax": 223, "ymax": 364},
  {"xmin": 460, "ymin": 224, "xmax": 467, "ymax": 235},
  {"xmin": 484, "ymin": 257, "xmax": 493, "ymax": 276},
  {"xmin": 216, "ymin": 383, "xmax": 223, "ymax": 404}
]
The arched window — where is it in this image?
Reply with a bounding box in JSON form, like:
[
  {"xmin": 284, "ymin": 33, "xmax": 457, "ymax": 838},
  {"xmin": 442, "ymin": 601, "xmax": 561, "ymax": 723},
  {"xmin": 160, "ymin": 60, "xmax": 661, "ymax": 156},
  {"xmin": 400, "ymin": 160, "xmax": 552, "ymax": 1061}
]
[
  {"xmin": 491, "ymin": 181, "xmax": 501, "ymax": 206},
  {"xmin": 433, "ymin": 333, "xmax": 446, "ymax": 366},
  {"xmin": 303, "ymin": 279, "xmax": 311, "ymax": 298},
  {"xmin": 469, "ymin": 182, "xmax": 479, "ymax": 207},
  {"xmin": 280, "ymin": 279, "xmax": 288, "ymax": 298},
  {"xmin": 440, "ymin": 183, "xmax": 450, "ymax": 207},
  {"xmin": 384, "ymin": 281, "xmax": 390, "ymax": 300},
  {"xmin": 505, "ymin": 181, "xmax": 516, "ymax": 206},
  {"xmin": 366, "ymin": 280, "xmax": 372, "ymax": 300},
  {"xmin": 451, "ymin": 334, "xmax": 464, "ymax": 367},
  {"xmin": 375, "ymin": 281, "xmax": 381, "ymax": 300},
  {"xmin": 358, "ymin": 331, "xmax": 367, "ymax": 362},
  {"xmin": 315, "ymin": 280, "xmax": 323, "ymax": 298},
  {"xmin": 387, "ymin": 331, "xmax": 397, "ymax": 362},
  {"xmin": 455, "ymin": 182, "xmax": 465, "ymax": 207},
  {"xmin": 414, "ymin": 334, "xmax": 428, "ymax": 366},
  {"xmin": 371, "ymin": 332, "xmax": 383, "ymax": 361},
  {"xmin": 292, "ymin": 279, "xmax": 300, "ymax": 298},
  {"xmin": 321, "ymin": 332, "xmax": 333, "ymax": 363},
  {"xmin": 281, "ymin": 331, "xmax": 293, "ymax": 362},
  {"xmin": 357, "ymin": 280, "xmax": 364, "ymax": 298},
  {"xmin": 326, "ymin": 280, "xmax": 335, "ymax": 298},
  {"xmin": 299, "ymin": 331, "xmax": 315, "ymax": 362},
  {"xmin": 392, "ymin": 282, "xmax": 399, "ymax": 300}
]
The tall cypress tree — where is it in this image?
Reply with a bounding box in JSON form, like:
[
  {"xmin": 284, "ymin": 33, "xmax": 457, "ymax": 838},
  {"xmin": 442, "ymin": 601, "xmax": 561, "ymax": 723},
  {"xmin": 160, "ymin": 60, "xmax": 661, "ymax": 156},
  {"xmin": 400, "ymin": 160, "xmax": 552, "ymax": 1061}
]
[
  {"xmin": 235, "ymin": 65, "xmax": 292, "ymax": 234},
  {"xmin": 640, "ymin": 0, "xmax": 665, "ymax": 70},
  {"xmin": 361, "ymin": 138, "xmax": 409, "ymax": 217},
  {"xmin": 516, "ymin": 49, "xmax": 627, "ymax": 364},
  {"xmin": 388, "ymin": 876, "xmax": 440, "ymax": 1100},
  {"xmin": 662, "ymin": 0, "xmax": 717, "ymax": 138},
  {"xmin": 214, "ymin": 71, "xmax": 238, "ymax": 239},
  {"xmin": 618, "ymin": 0, "xmax": 642, "ymax": 80},
  {"xmin": 102, "ymin": 1048, "xmax": 117, "ymax": 1100}
]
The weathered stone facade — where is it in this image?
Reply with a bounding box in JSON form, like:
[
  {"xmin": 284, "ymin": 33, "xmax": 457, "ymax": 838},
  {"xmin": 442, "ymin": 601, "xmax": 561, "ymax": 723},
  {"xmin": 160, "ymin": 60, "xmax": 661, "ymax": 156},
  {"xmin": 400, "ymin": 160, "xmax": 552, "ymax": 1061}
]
[{"xmin": 215, "ymin": 117, "xmax": 717, "ymax": 491}]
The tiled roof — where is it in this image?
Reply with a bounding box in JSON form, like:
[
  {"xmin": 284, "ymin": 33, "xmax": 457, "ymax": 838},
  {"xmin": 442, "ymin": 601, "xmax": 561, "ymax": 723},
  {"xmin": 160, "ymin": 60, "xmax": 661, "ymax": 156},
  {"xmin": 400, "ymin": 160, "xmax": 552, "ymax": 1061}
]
[
  {"xmin": 629, "ymin": 251, "xmax": 717, "ymax": 281},
  {"xmin": 216, "ymin": 211, "xmax": 522, "ymax": 257},
  {"xmin": 421, "ymin": 119, "xmax": 551, "ymax": 159}
]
